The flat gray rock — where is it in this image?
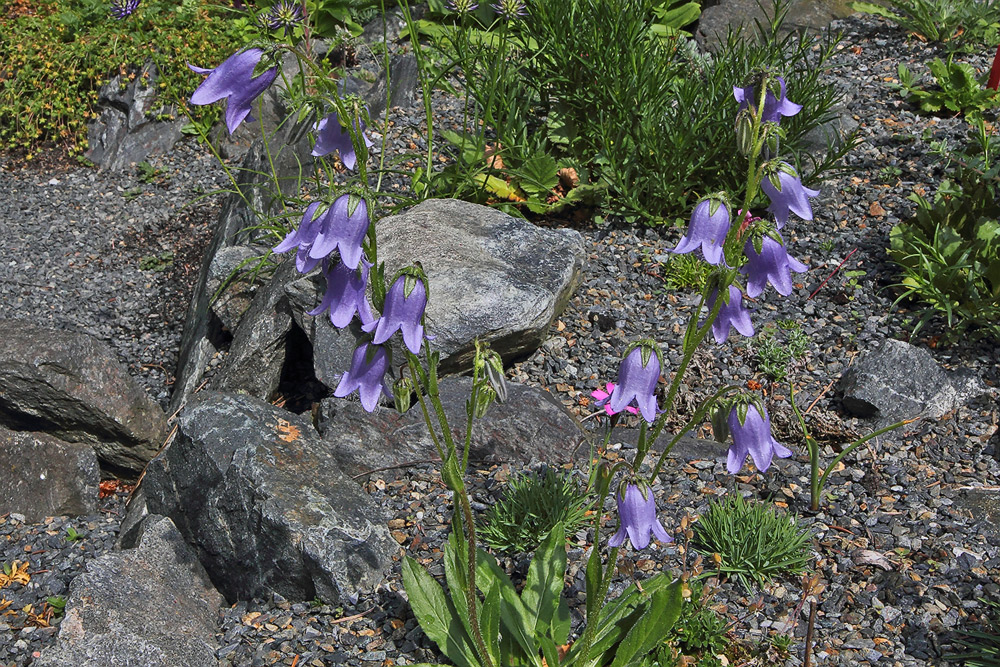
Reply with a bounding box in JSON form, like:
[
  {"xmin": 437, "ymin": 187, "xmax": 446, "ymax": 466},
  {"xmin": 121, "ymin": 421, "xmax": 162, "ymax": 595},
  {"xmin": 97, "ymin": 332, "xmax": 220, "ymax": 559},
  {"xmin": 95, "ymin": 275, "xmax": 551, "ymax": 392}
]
[
  {"xmin": 124, "ymin": 391, "xmax": 396, "ymax": 603},
  {"xmin": 34, "ymin": 515, "xmax": 223, "ymax": 667},
  {"xmin": 696, "ymin": 0, "xmax": 853, "ymax": 51},
  {"xmin": 0, "ymin": 426, "xmax": 99, "ymax": 521},
  {"xmin": 0, "ymin": 319, "xmax": 168, "ymax": 473},
  {"xmin": 317, "ymin": 376, "xmax": 589, "ymax": 477}
]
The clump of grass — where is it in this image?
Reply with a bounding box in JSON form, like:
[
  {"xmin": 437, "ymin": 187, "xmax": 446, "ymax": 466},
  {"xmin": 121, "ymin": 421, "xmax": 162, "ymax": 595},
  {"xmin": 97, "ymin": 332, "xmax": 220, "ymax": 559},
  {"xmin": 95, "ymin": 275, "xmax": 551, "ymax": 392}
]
[
  {"xmin": 478, "ymin": 467, "xmax": 591, "ymax": 553},
  {"xmin": 659, "ymin": 252, "xmax": 712, "ymax": 291},
  {"xmin": 947, "ymin": 600, "xmax": 1000, "ymax": 666},
  {"xmin": 691, "ymin": 493, "xmax": 813, "ymax": 588}
]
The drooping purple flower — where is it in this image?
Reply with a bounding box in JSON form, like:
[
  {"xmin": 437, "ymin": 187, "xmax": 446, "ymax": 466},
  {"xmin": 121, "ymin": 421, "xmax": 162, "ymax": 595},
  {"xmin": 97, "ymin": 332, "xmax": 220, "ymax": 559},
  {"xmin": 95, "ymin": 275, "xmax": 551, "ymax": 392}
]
[
  {"xmin": 740, "ymin": 236, "xmax": 808, "ymax": 298},
  {"xmin": 312, "ymin": 112, "xmax": 374, "ymax": 170},
  {"xmin": 726, "ymin": 403, "xmax": 792, "ymax": 474},
  {"xmin": 608, "ymin": 483, "xmax": 672, "ymax": 550},
  {"xmin": 307, "ymin": 195, "xmax": 370, "ymax": 269},
  {"xmin": 607, "ymin": 343, "xmax": 661, "ymax": 423},
  {"xmin": 308, "ymin": 258, "xmax": 375, "ymax": 328},
  {"xmin": 272, "ymin": 201, "xmax": 325, "ymax": 273},
  {"xmin": 110, "ymin": 0, "xmax": 140, "ymax": 19},
  {"xmin": 671, "ymin": 197, "xmax": 731, "ymax": 266},
  {"xmin": 706, "ymin": 285, "xmax": 754, "ymax": 344},
  {"xmin": 334, "ymin": 342, "xmax": 392, "ymax": 412},
  {"xmin": 258, "ymin": 0, "xmax": 302, "ymax": 33},
  {"xmin": 733, "ymin": 76, "xmax": 802, "ymax": 125},
  {"xmin": 189, "ymin": 48, "xmax": 278, "ymax": 135},
  {"xmin": 363, "ymin": 273, "xmax": 428, "ymax": 354},
  {"xmin": 760, "ymin": 162, "xmax": 820, "ymax": 229}
]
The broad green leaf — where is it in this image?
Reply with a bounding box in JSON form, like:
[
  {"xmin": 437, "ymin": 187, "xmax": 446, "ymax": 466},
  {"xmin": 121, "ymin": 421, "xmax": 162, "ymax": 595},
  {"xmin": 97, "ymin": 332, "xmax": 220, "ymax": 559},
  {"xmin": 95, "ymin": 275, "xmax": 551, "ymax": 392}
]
[
  {"xmin": 609, "ymin": 580, "xmax": 684, "ymax": 667},
  {"xmin": 476, "ymin": 550, "xmax": 542, "ymax": 666},
  {"xmin": 481, "ymin": 580, "xmax": 502, "ymax": 667},
  {"xmin": 401, "ymin": 556, "xmax": 480, "ymax": 667},
  {"xmin": 473, "ymin": 174, "xmax": 522, "ymax": 201},
  {"xmin": 850, "ymin": 1, "xmax": 902, "ymax": 20},
  {"xmin": 522, "ymin": 523, "xmax": 567, "ymax": 638},
  {"xmin": 517, "ymin": 153, "xmax": 560, "ymax": 198},
  {"xmin": 444, "ymin": 530, "xmax": 474, "ymax": 639}
]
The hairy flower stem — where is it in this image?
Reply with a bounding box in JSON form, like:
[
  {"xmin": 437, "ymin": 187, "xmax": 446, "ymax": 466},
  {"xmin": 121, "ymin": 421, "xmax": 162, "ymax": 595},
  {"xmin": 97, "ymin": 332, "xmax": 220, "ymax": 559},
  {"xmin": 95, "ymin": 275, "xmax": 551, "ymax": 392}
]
[
  {"xmin": 578, "ymin": 544, "xmax": 621, "ymax": 665},
  {"xmin": 456, "ymin": 489, "xmax": 495, "ymax": 667}
]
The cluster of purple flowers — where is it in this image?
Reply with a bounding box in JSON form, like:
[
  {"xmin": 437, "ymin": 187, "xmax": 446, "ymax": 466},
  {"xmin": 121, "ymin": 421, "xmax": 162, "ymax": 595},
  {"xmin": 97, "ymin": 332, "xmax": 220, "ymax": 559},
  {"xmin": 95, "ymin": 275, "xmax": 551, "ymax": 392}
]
[
  {"xmin": 189, "ymin": 49, "xmax": 427, "ymax": 412},
  {"xmin": 602, "ymin": 76, "xmax": 815, "ymax": 550}
]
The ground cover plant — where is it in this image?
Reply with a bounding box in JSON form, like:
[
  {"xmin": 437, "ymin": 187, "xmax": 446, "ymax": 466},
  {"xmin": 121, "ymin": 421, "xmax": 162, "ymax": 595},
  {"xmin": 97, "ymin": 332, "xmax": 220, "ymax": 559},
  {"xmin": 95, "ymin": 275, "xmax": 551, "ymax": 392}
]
[{"xmin": 0, "ymin": 0, "xmax": 255, "ymax": 156}]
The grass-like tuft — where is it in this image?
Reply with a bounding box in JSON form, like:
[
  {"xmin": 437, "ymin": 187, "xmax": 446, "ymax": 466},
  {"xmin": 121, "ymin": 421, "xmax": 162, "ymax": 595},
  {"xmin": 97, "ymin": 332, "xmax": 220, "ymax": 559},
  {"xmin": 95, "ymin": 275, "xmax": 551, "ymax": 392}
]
[
  {"xmin": 478, "ymin": 467, "xmax": 591, "ymax": 554},
  {"xmin": 691, "ymin": 493, "xmax": 812, "ymax": 588}
]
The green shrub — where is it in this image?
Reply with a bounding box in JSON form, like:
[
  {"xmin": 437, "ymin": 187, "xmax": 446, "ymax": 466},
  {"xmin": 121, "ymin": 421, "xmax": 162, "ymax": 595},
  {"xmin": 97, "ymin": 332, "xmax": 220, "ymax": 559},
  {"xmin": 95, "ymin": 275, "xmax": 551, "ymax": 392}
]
[
  {"xmin": 895, "ymin": 57, "xmax": 1000, "ymax": 116},
  {"xmin": 690, "ymin": 493, "xmax": 812, "ymax": 588},
  {"xmin": 0, "ymin": 0, "xmax": 253, "ymax": 155},
  {"xmin": 478, "ymin": 467, "xmax": 591, "ymax": 553},
  {"xmin": 851, "ymin": 0, "xmax": 999, "ymax": 51},
  {"xmin": 750, "ymin": 320, "xmax": 809, "ymax": 382},
  {"xmin": 888, "ymin": 115, "xmax": 1000, "ymax": 342}
]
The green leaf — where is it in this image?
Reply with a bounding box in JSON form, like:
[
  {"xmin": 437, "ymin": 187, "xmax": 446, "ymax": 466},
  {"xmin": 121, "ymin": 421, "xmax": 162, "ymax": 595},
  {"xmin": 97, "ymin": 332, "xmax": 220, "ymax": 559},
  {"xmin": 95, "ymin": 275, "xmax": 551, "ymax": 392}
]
[
  {"xmin": 516, "ymin": 153, "xmax": 560, "ymax": 198},
  {"xmin": 444, "ymin": 530, "xmax": 474, "ymax": 639},
  {"xmin": 481, "ymin": 580, "xmax": 502, "ymax": 667},
  {"xmin": 401, "ymin": 556, "xmax": 481, "ymax": 667},
  {"xmin": 476, "ymin": 550, "xmax": 543, "ymax": 666},
  {"xmin": 609, "ymin": 580, "xmax": 684, "ymax": 667},
  {"xmin": 522, "ymin": 522, "xmax": 567, "ymax": 638},
  {"xmin": 849, "ymin": 1, "xmax": 902, "ymax": 20}
]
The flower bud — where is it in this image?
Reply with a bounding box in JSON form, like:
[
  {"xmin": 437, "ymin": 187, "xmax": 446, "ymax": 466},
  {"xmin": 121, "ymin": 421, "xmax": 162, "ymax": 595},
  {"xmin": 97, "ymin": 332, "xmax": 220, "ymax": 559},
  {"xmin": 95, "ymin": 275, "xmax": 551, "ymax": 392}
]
[
  {"xmin": 735, "ymin": 109, "xmax": 755, "ymax": 156},
  {"xmin": 392, "ymin": 376, "xmax": 415, "ymax": 414}
]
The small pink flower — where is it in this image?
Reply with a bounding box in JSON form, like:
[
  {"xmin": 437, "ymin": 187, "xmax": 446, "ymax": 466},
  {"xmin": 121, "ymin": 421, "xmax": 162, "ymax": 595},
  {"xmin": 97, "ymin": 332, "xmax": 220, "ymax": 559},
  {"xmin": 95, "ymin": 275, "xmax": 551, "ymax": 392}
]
[{"xmin": 591, "ymin": 383, "xmax": 639, "ymax": 416}]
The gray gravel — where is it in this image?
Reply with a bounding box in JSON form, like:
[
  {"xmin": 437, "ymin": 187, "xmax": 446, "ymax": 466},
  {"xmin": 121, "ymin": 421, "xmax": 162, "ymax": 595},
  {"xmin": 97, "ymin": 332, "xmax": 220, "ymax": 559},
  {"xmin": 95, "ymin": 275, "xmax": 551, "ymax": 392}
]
[{"xmin": 1, "ymin": 11, "xmax": 1000, "ymax": 667}]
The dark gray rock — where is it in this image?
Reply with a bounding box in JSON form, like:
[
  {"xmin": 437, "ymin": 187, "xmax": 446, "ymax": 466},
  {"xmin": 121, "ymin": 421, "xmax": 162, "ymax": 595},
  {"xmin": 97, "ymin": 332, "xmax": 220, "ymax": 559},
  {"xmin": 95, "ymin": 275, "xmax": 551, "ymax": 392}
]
[
  {"xmin": 0, "ymin": 427, "xmax": 99, "ymax": 521},
  {"xmin": 170, "ymin": 115, "xmax": 316, "ymax": 413},
  {"xmin": 695, "ymin": 0, "xmax": 853, "ymax": 52},
  {"xmin": 367, "ymin": 53, "xmax": 419, "ymax": 118},
  {"xmin": 208, "ymin": 259, "xmax": 297, "ymax": 400},
  {"xmin": 0, "ymin": 320, "xmax": 168, "ymax": 473},
  {"xmin": 838, "ymin": 338, "xmax": 989, "ymax": 426},
  {"xmin": 85, "ymin": 60, "xmax": 185, "ymax": 172},
  {"xmin": 207, "ymin": 245, "xmax": 264, "ymax": 332},
  {"xmin": 34, "ymin": 515, "xmax": 223, "ymax": 667},
  {"xmin": 124, "ymin": 391, "xmax": 396, "ymax": 603},
  {"xmin": 317, "ymin": 376, "xmax": 589, "ymax": 477}
]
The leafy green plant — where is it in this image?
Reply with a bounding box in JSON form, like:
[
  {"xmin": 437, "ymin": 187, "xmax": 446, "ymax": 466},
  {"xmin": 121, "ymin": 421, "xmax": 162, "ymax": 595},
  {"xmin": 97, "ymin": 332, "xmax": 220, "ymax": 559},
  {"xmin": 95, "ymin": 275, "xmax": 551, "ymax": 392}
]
[
  {"xmin": 137, "ymin": 160, "xmax": 167, "ymax": 184},
  {"xmin": 139, "ymin": 251, "xmax": 175, "ymax": 272},
  {"xmin": 749, "ymin": 321, "xmax": 809, "ymax": 382},
  {"xmin": 404, "ymin": 520, "xmax": 685, "ymax": 667},
  {"xmin": 46, "ymin": 596, "xmax": 67, "ymax": 617},
  {"xmin": 888, "ymin": 115, "xmax": 1000, "ymax": 341},
  {"xmin": 947, "ymin": 599, "xmax": 1000, "ymax": 666},
  {"xmin": 690, "ymin": 494, "xmax": 812, "ymax": 588},
  {"xmin": 851, "ymin": 0, "xmax": 999, "ymax": 51},
  {"xmin": 667, "ymin": 582, "xmax": 729, "ymax": 658},
  {"xmin": 64, "ymin": 526, "xmax": 84, "ymax": 542},
  {"xmin": 478, "ymin": 467, "xmax": 591, "ymax": 553},
  {"xmin": 0, "ymin": 0, "xmax": 253, "ymax": 155},
  {"xmin": 658, "ymin": 252, "xmax": 712, "ymax": 291},
  {"xmin": 896, "ymin": 58, "xmax": 1000, "ymax": 115}
]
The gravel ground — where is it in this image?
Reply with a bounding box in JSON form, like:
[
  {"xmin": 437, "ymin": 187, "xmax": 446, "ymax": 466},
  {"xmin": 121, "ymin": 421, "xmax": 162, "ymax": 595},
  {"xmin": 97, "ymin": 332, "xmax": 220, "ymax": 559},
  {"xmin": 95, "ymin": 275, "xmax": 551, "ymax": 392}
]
[{"xmin": 2, "ymin": 10, "xmax": 1000, "ymax": 667}]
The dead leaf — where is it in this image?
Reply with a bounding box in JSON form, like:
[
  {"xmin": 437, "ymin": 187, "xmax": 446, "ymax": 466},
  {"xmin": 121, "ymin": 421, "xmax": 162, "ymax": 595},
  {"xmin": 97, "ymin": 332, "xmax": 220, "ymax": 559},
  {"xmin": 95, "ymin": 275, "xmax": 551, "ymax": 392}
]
[
  {"xmin": 869, "ymin": 201, "xmax": 886, "ymax": 217},
  {"xmin": 275, "ymin": 418, "xmax": 301, "ymax": 443},
  {"xmin": 851, "ymin": 549, "xmax": 894, "ymax": 571},
  {"xmin": 0, "ymin": 561, "xmax": 30, "ymax": 589}
]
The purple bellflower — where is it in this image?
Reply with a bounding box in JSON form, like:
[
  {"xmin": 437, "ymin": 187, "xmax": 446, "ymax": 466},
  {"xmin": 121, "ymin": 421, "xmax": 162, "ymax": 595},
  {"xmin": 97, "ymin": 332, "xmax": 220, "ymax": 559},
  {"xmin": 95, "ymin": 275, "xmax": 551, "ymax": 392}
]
[
  {"xmin": 761, "ymin": 162, "xmax": 820, "ymax": 229},
  {"xmin": 740, "ymin": 236, "xmax": 808, "ymax": 298},
  {"xmin": 607, "ymin": 343, "xmax": 661, "ymax": 423},
  {"xmin": 671, "ymin": 197, "xmax": 731, "ymax": 266},
  {"xmin": 312, "ymin": 112, "xmax": 374, "ymax": 170},
  {"xmin": 110, "ymin": 0, "xmax": 140, "ymax": 19},
  {"xmin": 726, "ymin": 403, "xmax": 792, "ymax": 474},
  {"xmin": 733, "ymin": 76, "xmax": 802, "ymax": 125},
  {"xmin": 334, "ymin": 342, "xmax": 392, "ymax": 412},
  {"xmin": 189, "ymin": 48, "xmax": 278, "ymax": 135},
  {"xmin": 706, "ymin": 285, "xmax": 754, "ymax": 344},
  {"xmin": 272, "ymin": 201, "xmax": 325, "ymax": 274},
  {"xmin": 307, "ymin": 195, "xmax": 370, "ymax": 270},
  {"xmin": 308, "ymin": 258, "xmax": 376, "ymax": 328},
  {"xmin": 364, "ymin": 272, "xmax": 428, "ymax": 354},
  {"xmin": 608, "ymin": 483, "xmax": 672, "ymax": 550}
]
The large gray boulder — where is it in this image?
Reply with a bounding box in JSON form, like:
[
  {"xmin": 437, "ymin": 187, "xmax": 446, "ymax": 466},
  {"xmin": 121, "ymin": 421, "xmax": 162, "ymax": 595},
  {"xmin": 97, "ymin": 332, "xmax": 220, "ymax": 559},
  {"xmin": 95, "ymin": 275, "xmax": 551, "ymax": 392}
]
[
  {"xmin": 0, "ymin": 320, "xmax": 168, "ymax": 473},
  {"xmin": 34, "ymin": 515, "xmax": 224, "ymax": 667},
  {"xmin": 0, "ymin": 426, "xmax": 99, "ymax": 521},
  {"xmin": 838, "ymin": 338, "xmax": 990, "ymax": 426},
  {"xmin": 317, "ymin": 376, "xmax": 589, "ymax": 477},
  {"xmin": 123, "ymin": 391, "xmax": 396, "ymax": 603},
  {"xmin": 695, "ymin": 0, "xmax": 853, "ymax": 51}
]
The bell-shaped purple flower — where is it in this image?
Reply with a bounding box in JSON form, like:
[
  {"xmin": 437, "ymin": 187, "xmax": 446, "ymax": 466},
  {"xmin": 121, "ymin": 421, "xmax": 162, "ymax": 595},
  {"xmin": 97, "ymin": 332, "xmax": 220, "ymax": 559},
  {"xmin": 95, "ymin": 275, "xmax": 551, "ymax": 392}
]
[
  {"xmin": 363, "ymin": 273, "xmax": 428, "ymax": 354},
  {"xmin": 726, "ymin": 404, "xmax": 792, "ymax": 474},
  {"xmin": 272, "ymin": 201, "xmax": 325, "ymax": 273},
  {"xmin": 761, "ymin": 163, "xmax": 820, "ymax": 229},
  {"xmin": 190, "ymin": 48, "xmax": 278, "ymax": 135},
  {"xmin": 740, "ymin": 236, "xmax": 808, "ymax": 298},
  {"xmin": 671, "ymin": 197, "xmax": 731, "ymax": 266},
  {"xmin": 706, "ymin": 286, "xmax": 754, "ymax": 344},
  {"xmin": 334, "ymin": 342, "xmax": 392, "ymax": 412},
  {"xmin": 307, "ymin": 195, "xmax": 370, "ymax": 269},
  {"xmin": 607, "ymin": 343, "xmax": 661, "ymax": 423},
  {"xmin": 312, "ymin": 112, "xmax": 374, "ymax": 170},
  {"xmin": 308, "ymin": 258, "xmax": 376, "ymax": 328},
  {"xmin": 733, "ymin": 76, "xmax": 802, "ymax": 125},
  {"xmin": 608, "ymin": 483, "xmax": 672, "ymax": 550}
]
